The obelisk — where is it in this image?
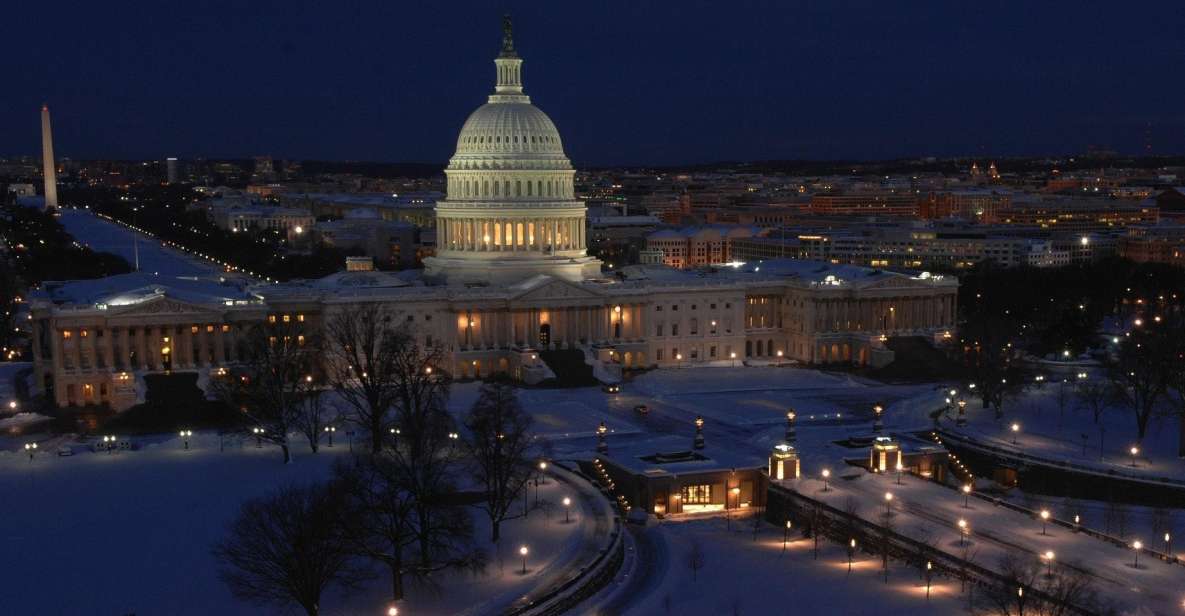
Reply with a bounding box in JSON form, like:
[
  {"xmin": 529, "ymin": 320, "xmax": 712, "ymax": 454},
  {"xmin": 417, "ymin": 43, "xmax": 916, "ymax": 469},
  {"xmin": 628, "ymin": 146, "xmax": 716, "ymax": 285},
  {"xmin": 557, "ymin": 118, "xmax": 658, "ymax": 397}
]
[{"xmin": 41, "ymin": 104, "xmax": 59, "ymax": 210}]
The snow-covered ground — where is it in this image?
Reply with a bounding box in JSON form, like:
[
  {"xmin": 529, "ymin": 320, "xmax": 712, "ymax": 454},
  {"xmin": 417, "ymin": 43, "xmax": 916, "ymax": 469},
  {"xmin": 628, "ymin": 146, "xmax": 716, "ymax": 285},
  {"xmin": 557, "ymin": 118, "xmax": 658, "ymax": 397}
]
[
  {"xmin": 57, "ymin": 208, "xmax": 224, "ymax": 277},
  {"xmin": 591, "ymin": 516, "xmax": 967, "ymax": 615},
  {"xmin": 952, "ymin": 379, "xmax": 1185, "ymax": 482},
  {"xmin": 0, "ymin": 433, "xmax": 605, "ymax": 615}
]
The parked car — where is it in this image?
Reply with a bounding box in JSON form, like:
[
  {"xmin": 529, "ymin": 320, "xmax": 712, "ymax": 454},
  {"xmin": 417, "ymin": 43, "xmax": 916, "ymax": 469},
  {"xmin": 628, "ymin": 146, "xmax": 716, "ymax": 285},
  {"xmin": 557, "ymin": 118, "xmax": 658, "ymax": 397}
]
[
  {"xmin": 56, "ymin": 447, "xmax": 73, "ymax": 457},
  {"xmin": 634, "ymin": 404, "xmax": 649, "ymax": 415}
]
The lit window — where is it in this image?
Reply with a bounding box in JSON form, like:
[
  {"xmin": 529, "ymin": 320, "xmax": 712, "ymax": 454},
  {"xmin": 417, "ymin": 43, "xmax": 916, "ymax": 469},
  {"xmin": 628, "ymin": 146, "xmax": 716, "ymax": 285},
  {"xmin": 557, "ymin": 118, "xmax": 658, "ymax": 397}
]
[
  {"xmin": 297, "ymin": 314, "xmax": 305, "ymax": 322},
  {"xmin": 80, "ymin": 329, "xmax": 89, "ymax": 337},
  {"xmin": 191, "ymin": 326, "xmax": 199, "ymax": 334},
  {"xmin": 268, "ymin": 315, "xmax": 276, "ymax": 323},
  {"xmin": 206, "ymin": 325, "xmax": 214, "ymax": 333},
  {"xmin": 282, "ymin": 314, "xmax": 291, "ymax": 323},
  {"xmin": 682, "ymin": 484, "xmax": 712, "ymax": 504},
  {"xmin": 62, "ymin": 330, "xmax": 72, "ymax": 339}
]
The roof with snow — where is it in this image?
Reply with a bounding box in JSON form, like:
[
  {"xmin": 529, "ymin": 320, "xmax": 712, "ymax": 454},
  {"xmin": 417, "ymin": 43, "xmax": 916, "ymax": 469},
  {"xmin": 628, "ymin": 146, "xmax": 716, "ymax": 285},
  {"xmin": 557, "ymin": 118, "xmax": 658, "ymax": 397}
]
[{"xmin": 33, "ymin": 273, "xmax": 260, "ymax": 308}]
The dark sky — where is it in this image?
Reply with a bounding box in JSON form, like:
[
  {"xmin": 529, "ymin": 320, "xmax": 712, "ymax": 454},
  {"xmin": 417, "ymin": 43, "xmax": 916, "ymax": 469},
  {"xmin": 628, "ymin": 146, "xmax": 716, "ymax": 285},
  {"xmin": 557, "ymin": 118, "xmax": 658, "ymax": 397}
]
[{"xmin": 6, "ymin": 1, "xmax": 1184, "ymax": 165}]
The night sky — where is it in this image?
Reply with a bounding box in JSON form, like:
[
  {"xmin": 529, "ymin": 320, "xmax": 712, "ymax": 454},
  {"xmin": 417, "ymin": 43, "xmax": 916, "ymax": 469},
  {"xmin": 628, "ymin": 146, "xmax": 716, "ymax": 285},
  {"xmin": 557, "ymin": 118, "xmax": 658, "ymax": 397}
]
[{"xmin": 6, "ymin": 1, "xmax": 1184, "ymax": 165}]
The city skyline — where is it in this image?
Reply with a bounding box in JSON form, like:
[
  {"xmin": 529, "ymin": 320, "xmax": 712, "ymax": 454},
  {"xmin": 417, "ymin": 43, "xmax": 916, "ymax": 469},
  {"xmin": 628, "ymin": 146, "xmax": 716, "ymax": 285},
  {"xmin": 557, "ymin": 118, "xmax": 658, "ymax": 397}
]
[{"xmin": 7, "ymin": 1, "xmax": 1185, "ymax": 165}]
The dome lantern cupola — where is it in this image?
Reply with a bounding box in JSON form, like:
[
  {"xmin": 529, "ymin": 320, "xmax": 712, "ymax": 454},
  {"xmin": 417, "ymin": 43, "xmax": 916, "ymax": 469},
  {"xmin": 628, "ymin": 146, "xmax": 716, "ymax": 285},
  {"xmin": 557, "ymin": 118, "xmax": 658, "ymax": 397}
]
[{"xmin": 492, "ymin": 15, "xmax": 527, "ymax": 101}]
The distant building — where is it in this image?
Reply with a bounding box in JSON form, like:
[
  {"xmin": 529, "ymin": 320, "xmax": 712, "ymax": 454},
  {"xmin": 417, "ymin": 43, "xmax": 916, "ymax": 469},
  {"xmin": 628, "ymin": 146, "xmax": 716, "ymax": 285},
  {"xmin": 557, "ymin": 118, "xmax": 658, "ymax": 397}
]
[
  {"xmin": 645, "ymin": 226, "xmax": 758, "ymax": 269},
  {"xmin": 1119, "ymin": 226, "xmax": 1185, "ymax": 267},
  {"xmin": 166, "ymin": 157, "xmax": 179, "ymax": 184},
  {"xmin": 810, "ymin": 192, "xmax": 918, "ymax": 217},
  {"xmin": 999, "ymin": 199, "xmax": 1158, "ymax": 231}
]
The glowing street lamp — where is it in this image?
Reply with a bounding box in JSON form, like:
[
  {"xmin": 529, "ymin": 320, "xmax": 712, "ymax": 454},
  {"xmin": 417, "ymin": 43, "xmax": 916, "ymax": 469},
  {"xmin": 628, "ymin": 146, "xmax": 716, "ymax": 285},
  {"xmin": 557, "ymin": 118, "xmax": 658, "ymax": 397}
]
[
  {"xmin": 956, "ymin": 399, "xmax": 967, "ymax": 427},
  {"xmin": 848, "ymin": 538, "xmax": 857, "ymax": 572},
  {"xmin": 884, "ymin": 491, "xmax": 894, "ymax": 516},
  {"xmin": 821, "ymin": 468, "xmax": 831, "ymax": 492},
  {"xmin": 103, "ymin": 435, "xmax": 117, "ymax": 454},
  {"xmin": 1132, "ymin": 540, "xmax": 1143, "ymax": 569},
  {"xmin": 7, "ymin": 400, "xmax": 17, "ymax": 411},
  {"xmin": 387, "ymin": 606, "xmax": 398, "ymax": 616},
  {"xmin": 1011, "ymin": 422, "xmax": 1020, "ymax": 445},
  {"xmin": 694, "ymin": 415, "xmax": 706, "ymax": 450},
  {"xmin": 925, "ymin": 561, "xmax": 933, "ymax": 599},
  {"xmin": 958, "ymin": 518, "xmax": 968, "ymax": 546},
  {"xmin": 872, "ymin": 404, "xmax": 884, "ymax": 433},
  {"xmin": 562, "ymin": 496, "xmax": 572, "ymax": 523},
  {"xmin": 1039, "ymin": 509, "xmax": 1050, "ymax": 535},
  {"xmin": 1129, "ymin": 445, "xmax": 1140, "ymax": 467},
  {"xmin": 24, "ymin": 442, "xmax": 37, "ymax": 461},
  {"xmin": 1042, "ymin": 550, "xmax": 1055, "ymax": 578},
  {"xmin": 519, "ymin": 545, "xmax": 529, "ymax": 574},
  {"xmin": 596, "ymin": 421, "xmax": 609, "ymax": 453},
  {"xmin": 962, "ymin": 483, "xmax": 973, "ymax": 508},
  {"xmin": 252, "ymin": 427, "xmax": 264, "ymax": 448},
  {"xmin": 179, "ymin": 429, "xmax": 193, "ymax": 450},
  {"xmin": 783, "ymin": 519, "xmax": 793, "ymax": 552},
  {"xmin": 324, "ymin": 425, "xmax": 336, "ymax": 447},
  {"xmin": 895, "ymin": 462, "xmax": 904, "ymax": 485}
]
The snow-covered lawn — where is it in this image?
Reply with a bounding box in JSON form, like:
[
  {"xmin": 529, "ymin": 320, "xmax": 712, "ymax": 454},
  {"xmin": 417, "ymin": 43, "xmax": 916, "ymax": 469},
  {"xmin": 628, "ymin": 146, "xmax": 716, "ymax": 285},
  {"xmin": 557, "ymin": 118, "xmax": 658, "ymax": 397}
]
[
  {"xmin": 954, "ymin": 380, "xmax": 1185, "ymax": 481},
  {"xmin": 0, "ymin": 432, "xmax": 605, "ymax": 615},
  {"xmin": 592, "ymin": 516, "xmax": 967, "ymax": 615},
  {"xmin": 57, "ymin": 208, "xmax": 223, "ymax": 277}
]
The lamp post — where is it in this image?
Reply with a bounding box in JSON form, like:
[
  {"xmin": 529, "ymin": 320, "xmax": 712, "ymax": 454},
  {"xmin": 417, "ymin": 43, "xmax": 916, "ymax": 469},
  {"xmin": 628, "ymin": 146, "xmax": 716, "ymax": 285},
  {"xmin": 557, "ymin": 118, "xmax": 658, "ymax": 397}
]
[
  {"xmin": 785, "ymin": 409, "xmax": 797, "ymax": 445},
  {"xmin": 387, "ymin": 606, "xmax": 398, "ymax": 616},
  {"xmin": 1040, "ymin": 509, "xmax": 1050, "ymax": 535},
  {"xmin": 783, "ymin": 519, "xmax": 792, "ymax": 553},
  {"xmin": 958, "ymin": 518, "xmax": 968, "ymax": 546},
  {"xmin": 956, "ymin": 399, "xmax": 967, "ymax": 427},
  {"xmin": 1132, "ymin": 540, "xmax": 1142, "ymax": 569},
  {"xmin": 821, "ymin": 469, "xmax": 831, "ymax": 492},
  {"xmin": 1073, "ymin": 514, "xmax": 1081, "ymax": 532},
  {"xmin": 1129, "ymin": 446, "xmax": 1139, "ymax": 467},
  {"xmin": 925, "ymin": 561, "xmax": 932, "ymax": 600},
  {"xmin": 1011, "ymin": 422, "xmax": 1020, "ymax": 445},
  {"xmin": 693, "ymin": 416, "xmax": 705, "ymax": 450},
  {"xmin": 563, "ymin": 496, "xmax": 571, "ymax": 523},
  {"xmin": 596, "ymin": 421, "xmax": 608, "ymax": 454},
  {"xmin": 873, "ymin": 404, "xmax": 884, "ymax": 434},
  {"xmin": 252, "ymin": 427, "xmax": 263, "ymax": 448},
  {"xmin": 895, "ymin": 462, "xmax": 904, "ymax": 485},
  {"xmin": 538, "ymin": 460, "xmax": 548, "ymax": 485},
  {"xmin": 1165, "ymin": 532, "xmax": 1172, "ymax": 558},
  {"xmin": 519, "ymin": 545, "xmax": 529, "ymax": 574},
  {"xmin": 104, "ymin": 435, "xmax": 116, "ymax": 454},
  {"xmin": 179, "ymin": 429, "xmax": 192, "ymax": 450},
  {"xmin": 730, "ymin": 351, "xmax": 737, "ymax": 367},
  {"xmin": 1043, "ymin": 550, "xmax": 1055, "ymax": 578},
  {"xmin": 1018, "ymin": 587, "xmax": 1025, "ymax": 616},
  {"xmin": 884, "ymin": 492, "xmax": 893, "ymax": 517},
  {"xmin": 848, "ymin": 538, "xmax": 856, "ymax": 572},
  {"xmin": 324, "ymin": 425, "xmax": 336, "ymax": 447},
  {"xmin": 24, "ymin": 442, "xmax": 37, "ymax": 462},
  {"xmin": 962, "ymin": 483, "xmax": 972, "ymax": 508}
]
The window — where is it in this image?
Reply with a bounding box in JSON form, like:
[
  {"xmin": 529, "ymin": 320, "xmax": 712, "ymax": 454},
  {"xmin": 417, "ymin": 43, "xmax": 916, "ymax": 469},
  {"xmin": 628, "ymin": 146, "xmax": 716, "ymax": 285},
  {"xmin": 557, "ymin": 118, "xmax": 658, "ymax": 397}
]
[
  {"xmin": 222, "ymin": 325, "xmax": 230, "ymax": 333},
  {"xmin": 690, "ymin": 319, "xmax": 698, "ymax": 335},
  {"xmin": 282, "ymin": 314, "xmax": 291, "ymax": 323},
  {"xmin": 656, "ymin": 349, "xmax": 664, "ymax": 361},
  {"xmin": 672, "ymin": 305, "xmax": 679, "ymax": 311},
  {"xmin": 297, "ymin": 314, "xmax": 305, "ymax": 322},
  {"xmin": 656, "ymin": 306, "xmax": 663, "ymax": 312},
  {"xmin": 656, "ymin": 324, "xmax": 664, "ymax": 337},
  {"xmin": 682, "ymin": 484, "xmax": 712, "ymax": 504},
  {"xmin": 62, "ymin": 330, "xmax": 72, "ymax": 339},
  {"xmin": 206, "ymin": 325, "xmax": 215, "ymax": 333},
  {"xmin": 268, "ymin": 315, "xmax": 276, "ymax": 323},
  {"xmin": 672, "ymin": 323, "xmax": 679, "ymax": 336},
  {"xmin": 710, "ymin": 346, "xmax": 717, "ymax": 358},
  {"xmin": 80, "ymin": 329, "xmax": 89, "ymax": 338},
  {"xmin": 191, "ymin": 326, "xmax": 199, "ymax": 334}
]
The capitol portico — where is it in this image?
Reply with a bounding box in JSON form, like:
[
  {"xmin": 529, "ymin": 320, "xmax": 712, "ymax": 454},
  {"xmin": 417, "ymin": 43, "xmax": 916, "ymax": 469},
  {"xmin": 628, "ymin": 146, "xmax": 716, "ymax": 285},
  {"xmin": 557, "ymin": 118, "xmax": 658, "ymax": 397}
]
[{"xmin": 27, "ymin": 21, "xmax": 959, "ymax": 410}]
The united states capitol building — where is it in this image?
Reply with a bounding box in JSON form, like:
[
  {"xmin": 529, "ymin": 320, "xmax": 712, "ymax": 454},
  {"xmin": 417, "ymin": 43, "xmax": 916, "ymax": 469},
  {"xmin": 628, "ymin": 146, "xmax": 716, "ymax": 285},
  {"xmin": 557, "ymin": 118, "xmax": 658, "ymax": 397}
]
[{"xmin": 28, "ymin": 25, "xmax": 958, "ymax": 410}]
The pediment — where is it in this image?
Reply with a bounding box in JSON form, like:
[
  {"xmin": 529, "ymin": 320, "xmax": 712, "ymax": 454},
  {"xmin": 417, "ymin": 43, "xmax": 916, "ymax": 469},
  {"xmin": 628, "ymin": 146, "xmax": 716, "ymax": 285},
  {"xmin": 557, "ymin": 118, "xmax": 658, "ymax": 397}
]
[
  {"xmin": 511, "ymin": 278, "xmax": 604, "ymax": 302},
  {"xmin": 108, "ymin": 296, "xmax": 222, "ymax": 317}
]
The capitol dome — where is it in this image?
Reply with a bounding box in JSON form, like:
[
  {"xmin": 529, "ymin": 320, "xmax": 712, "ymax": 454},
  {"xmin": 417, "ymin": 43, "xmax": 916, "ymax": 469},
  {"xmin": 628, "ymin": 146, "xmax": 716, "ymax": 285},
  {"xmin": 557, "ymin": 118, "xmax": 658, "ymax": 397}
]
[{"xmin": 424, "ymin": 17, "xmax": 602, "ymax": 286}]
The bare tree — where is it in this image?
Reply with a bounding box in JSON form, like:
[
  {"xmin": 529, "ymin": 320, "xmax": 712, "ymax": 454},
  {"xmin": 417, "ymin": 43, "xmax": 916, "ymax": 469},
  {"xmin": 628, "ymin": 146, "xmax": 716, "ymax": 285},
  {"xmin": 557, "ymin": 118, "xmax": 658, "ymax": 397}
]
[
  {"xmin": 325, "ymin": 304, "xmax": 407, "ymax": 453},
  {"xmin": 334, "ymin": 455, "xmax": 484, "ymax": 603},
  {"xmin": 295, "ymin": 382, "xmax": 333, "ymax": 453},
  {"xmin": 1074, "ymin": 376, "xmax": 1114, "ymax": 425},
  {"xmin": 212, "ymin": 482, "xmax": 369, "ymax": 616},
  {"xmin": 689, "ymin": 539, "xmax": 706, "ymax": 581},
  {"xmin": 464, "ymin": 379, "xmax": 536, "ymax": 543},
  {"xmin": 210, "ymin": 322, "xmax": 315, "ymax": 463},
  {"xmin": 978, "ymin": 551, "xmax": 1105, "ymax": 616},
  {"xmin": 1108, "ymin": 326, "xmax": 1171, "ymax": 442}
]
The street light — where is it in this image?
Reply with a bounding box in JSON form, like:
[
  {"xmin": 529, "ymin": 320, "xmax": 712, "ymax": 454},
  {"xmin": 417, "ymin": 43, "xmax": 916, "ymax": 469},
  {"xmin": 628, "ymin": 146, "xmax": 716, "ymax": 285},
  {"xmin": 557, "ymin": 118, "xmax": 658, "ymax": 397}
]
[
  {"xmin": 103, "ymin": 435, "xmax": 116, "ymax": 454},
  {"xmin": 956, "ymin": 399, "xmax": 967, "ymax": 427},
  {"xmin": 962, "ymin": 483, "xmax": 972, "ymax": 508},
  {"xmin": 821, "ymin": 469, "xmax": 831, "ymax": 492},
  {"xmin": 783, "ymin": 519, "xmax": 793, "ymax": 552},
  {"xmin": 884, "ymin": 491, "xmax": 893, "ymax": 516},
  {"xmin": 252, "ymin": 427, "xmax": 263, "ymax": 448},
  {"xmin": 848, "ymin": 538, "xmax": 857, "ymax": 572},
  {"xmin": 1129, "ymin": 445, "xmax": 1139, "ymax": 467},
  {"xmin": 324, "ymin": 425, "xmax": 336, "ymax": 447},
  {"xmin": 895, "ymin": 462, "xmax": 904, "ymax": 485},
  {"xmin": 958, "ymin": 518, "xmax": 968, "ymax": 546},
  {"xmin": 179, "ymin": 429, "xmax": 193, "ymax": 450},
  {"xmin": 1042, "ymin": 550, "xmax": 1055, "ymax": 578},
  {"xmin": 387, "ymin": 606, "xmax": 398, "ymax": 616},
  {"xmin": 1011, "ymin": 422, "xmax": 1020, "ymax": 445},
  {"xmin": 1040, "ymin": 509, "xmax": 1050, "ymax": 535},
  {"xmin": 1165, "ymin": 532, "xmax": 1172, "ymax": 558},
  {"xmin": 563, "ymin": 496, "xmax": 571, "ymax": 523},
  {"xmin": 24, "ymin": 442, "xmax": 37, "ymax": 461},
  {"xmin": 1132, "ymin": 540, "xmax": 1143, "ymax": 569},
  {"xmin": 519, "ymin": 545, "xmax": 529, "ymax": 574}
]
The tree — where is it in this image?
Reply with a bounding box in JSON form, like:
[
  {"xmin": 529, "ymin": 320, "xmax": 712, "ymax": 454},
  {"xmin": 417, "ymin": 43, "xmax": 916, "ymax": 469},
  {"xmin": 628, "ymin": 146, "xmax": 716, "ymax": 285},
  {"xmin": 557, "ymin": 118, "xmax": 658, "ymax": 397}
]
[
  {"xmin": 954, "ymin": 312, "xmax": 1029, "ymax": 419},
  {"xmin": 212, "ymin": 483, "xmax": 368, "ymax": 616},
  {"xmin": 464, "ymin": 379, "xmax": 536, "ymax": 543},
  {"xmin": 1159, "ymin": 314, "xmax": 1185, "ymax": 457},
  {"xmin": 334, "ymin": 455, "xmax": 484, "ymax": 603},
  {"xmin": 210, "ymin": 322, "xmax": 316, "ymax": 463},
  {"xmin": 978, "ymin": 551, "xmax": 1104, "ymax": 616},
  {"xmin": 1107, "ymin": 325, "xmax": 1171, "ymax": 442},
  {"xmin": 688, "ymin": 539, "xmax": 706, "ymax": 581},
  {"xmin": 325, "ymin": 304, "xmax": 406, "ymax": 453},
  {"xmin": 1074, "ymin": 376, "xmax": 1114, "ymax": 425},
  {"xmin": 295, "ymin": 383, "xmax": 331, "ymax": 454}
]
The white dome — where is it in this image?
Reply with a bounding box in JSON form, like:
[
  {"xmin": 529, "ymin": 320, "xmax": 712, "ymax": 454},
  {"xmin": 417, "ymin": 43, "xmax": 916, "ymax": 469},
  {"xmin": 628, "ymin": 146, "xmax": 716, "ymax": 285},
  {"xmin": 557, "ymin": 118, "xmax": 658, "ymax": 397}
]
[{"xmin": 454, "ymin": 102, "xmax": 566, "ymax": 158}]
